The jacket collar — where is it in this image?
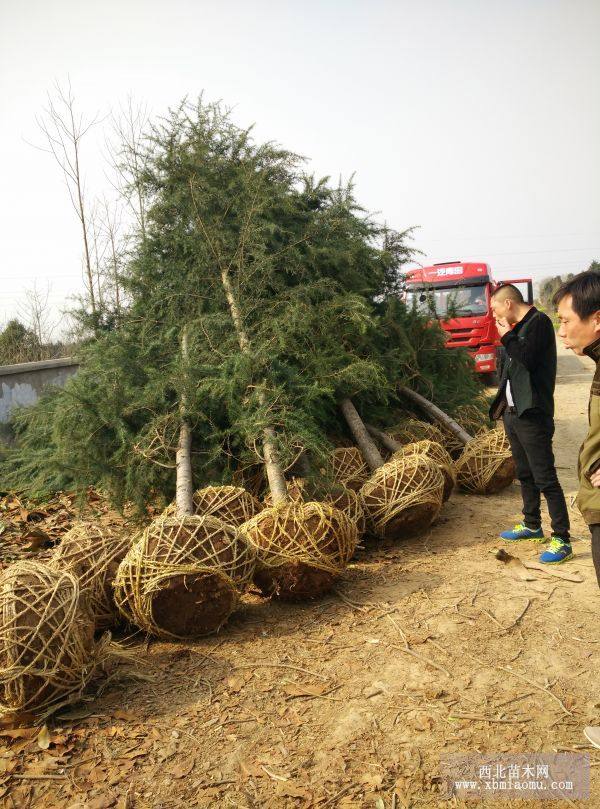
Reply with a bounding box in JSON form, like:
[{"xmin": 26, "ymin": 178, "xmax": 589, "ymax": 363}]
[
  {"xmin": 512, "ymin": 305, "xmax": 536, "ymax": 333},
  {"xmin": 583, "ymin": 336, "xmax": 600, "ymax": 363}
]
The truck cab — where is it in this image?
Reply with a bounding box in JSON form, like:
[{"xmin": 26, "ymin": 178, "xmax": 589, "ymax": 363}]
[{"xmin": 403, "ymin": 261, "xmax": 533, "ymax": 381}]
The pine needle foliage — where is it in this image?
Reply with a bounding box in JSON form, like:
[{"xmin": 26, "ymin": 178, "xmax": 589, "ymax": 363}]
[{"xmin": 2, "ymin": 98, "xmax": 482, "ymax": 508}]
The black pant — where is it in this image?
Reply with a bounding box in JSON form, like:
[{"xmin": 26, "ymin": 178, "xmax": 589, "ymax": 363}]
[
  {"xmin": 590, "ymin": 525, "xmax": 600, "ymax": 587},
  {"xmin": 503, "ymin": 409, "xmax": 570, "ymax": 541}
]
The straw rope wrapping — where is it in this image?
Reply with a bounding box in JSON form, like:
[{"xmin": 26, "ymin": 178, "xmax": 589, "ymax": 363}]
[
  {"xmin": 387, "ymin": 418, "xmax": 446, "ymax": 447},
  {"xmin": 360, "ymin": 454, "xmax": 444, "ymax": 540},
  {"xmin": 232, "ymin": 464, "xmax": 266, "ymax": 499},
  {"xmin": 242, "ymin": 502, "xmax": 357, "ymax": 600},
  {"xmin": 392, "ymin": 440, "xmax": 456, "ymax": 503},
  {"xmin": 263, "ymin": 477, "xmax": 306, "ymax": 506},
  {"xmin": 330, "ymin": 447, "xmax": 370, "ymax": 491},
  {"xmin": 113, "ymin": 515, "xmax": 255, "ymax": 640},
  {"xmin": 0, "ymin": 562, "xmax": 98, "ymax": 716},
  {"xmin": 264, "ymin": 479, "xmax": 366, "ymax": 537},
  {"xmin": 49, "ymin": 522, "xmax": 131, "ymax": 630},
  {"xmin": 193, "ymin": 485, "xmax": 261, "ymax": 526},
  {"xmin": 455, "ymin": 428, "xmax": 515, "ymax": 494},
  {"xmin": 454, "ymin": 403, "xmax": 491, "ymax": 436},
  {"xmin": 435, "ymin": 428, "xmax": 465, "ymax": 460},
  {"xmin": 438, "ymin": 404, "xmax": 491, "ymax": 458}
]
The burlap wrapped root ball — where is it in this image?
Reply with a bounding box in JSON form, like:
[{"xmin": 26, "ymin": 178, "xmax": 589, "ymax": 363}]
[
  {"xmin": 264, "ymin": 478, "xmax": 366, "ymax": 538},
  {"xmin": 330, "ymin": 447, "xmax": 370, "ymax": 491},
  {"xmin": 114, "ymin": 515, "xmax": 255, "ymax": 640},
  {"xmin": 193, "ymin": 485, "xmax": 261, "ymax": 526},
  {"xmin": 0, "ymin": 562, "xmax": 98, "ymax": 716},
  {"xmin": 393, "ymin": 440, "xmax": 456, "ymax": 503},
  {"xmin": 242, "ymin": 501, "xmax": 357, "ymax": 600},
  {"xmin": 49, "ymin": 522, "xmax": 131, "ymax": 630},
  {"xmin": 455, "ymin": 428, "xmax": 515, "ymax": 495},
  {"xmin": 360, "ymin": 454, "xmax": 444, "ymax": 540}
]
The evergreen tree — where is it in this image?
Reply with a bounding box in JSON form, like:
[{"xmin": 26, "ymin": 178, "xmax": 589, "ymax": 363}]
[
  {"xmin": 0, "ymin": 320, "xmax": 42, "ymax": 365},
  {"xmin": 2, "ymin": 98, "xmax": 481, "ymax": 508}
]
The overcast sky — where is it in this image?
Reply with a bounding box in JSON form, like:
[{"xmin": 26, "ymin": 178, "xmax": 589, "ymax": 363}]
[{"xmin": 1, "ymin": 0, "xmax": 599, "ymax": 336}]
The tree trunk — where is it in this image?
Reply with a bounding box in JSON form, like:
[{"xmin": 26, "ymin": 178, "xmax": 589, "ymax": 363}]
[
  {"xmin": 365, "ymin": 424, "xmax": 401, "ymax": 453},
  {"xmin": 219, "ymin": 264, "xmax": 288, "ymax": 505},
  {"xmin": 176, "ymin": 421, "xmax": 194, "ymax": 516},
  {"xmin": 175, "ymin": 327, "xmax": 194, "ymax": 516},
  {"xmin": 72, "ymin": 126, "xmax": 96, "ymax": 318},
  {"xmin": 398, "ymin": 387, "xmax": 473, "ymax": 445},
  {"xmin": 338, "ymin": 398, "xmax": 384, "ymax": 471}
]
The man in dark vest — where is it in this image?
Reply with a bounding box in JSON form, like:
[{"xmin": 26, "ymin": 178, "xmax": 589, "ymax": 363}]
[{"xmin": 489, "ymin": 284, "xmax": 572, "ymax": 563}]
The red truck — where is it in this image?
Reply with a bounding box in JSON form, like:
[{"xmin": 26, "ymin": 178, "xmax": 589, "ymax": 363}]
[{"xmin": 403, "ymin": 261, "xmax": 533, "ymax": 382}]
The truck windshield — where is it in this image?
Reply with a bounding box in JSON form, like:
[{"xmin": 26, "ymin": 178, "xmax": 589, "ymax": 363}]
[{"xmin": 405, "ymin": 283, "xmax": 488, "ymax": 318}]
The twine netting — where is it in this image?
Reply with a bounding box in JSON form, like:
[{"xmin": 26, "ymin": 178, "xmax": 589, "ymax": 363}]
[
  {"xmin": 0, "ymin": 562, "xmax": 97, "ymax": 716},
  {"xmin": 392, "ymin": 440, "xmax": 456, "ymax": 503},
  {"xmin": 326, "ymin": 486, "xmax": 366, "ymax": 537},
  {"xmin": 436, "ymin": 404, "xmax": 490, "ymax": 458},
  {"xmin": 49, "ymin": 522, "xmax": 131, "ymax": 630},
  {"xmin": 435, "ymin": 428, "xmax": 465, "ymax": 459},
  {"xmin": 388, "ymin": 419, "xmax": 446, "ymax": 447},
  {"xmin": 241, "ymin": 501, "xmax": 357, "ymax": 599},
  {"xmin": 360, "ymin": 454, "xmax": 444, "ymax": 540},
  {"xmin": 263, "ymin": 477, "xmax": 306, "ymax": 506},
  {"xmin": 232, "ymin": 464, "xmax": 266, "ymax": 499},
  {"xmin": 193, "ymin": 485, "xmax": 261, "ymax": 527},
  {"xmin": 114, "ymin": 515, "xmax": 255, "ymax": 640},
  {"xmin": 264, "ymin": 479, "xmax": 366, "ymax": 536},
  {"xmin": 330, "ymin": 447, "xmax": 370, "ymax": 491},
  {"xmin": 455, "ymin": 428, "xmax": 515, "ymax": 494},
  {"xmin": 454, "ymin": 403, "xmax": 491, "ymax": 436}
]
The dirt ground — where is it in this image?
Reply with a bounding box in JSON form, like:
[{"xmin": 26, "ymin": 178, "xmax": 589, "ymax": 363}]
[{"xmin": 1, "ymin": 342, "xmax": 599, "ymax": 808}]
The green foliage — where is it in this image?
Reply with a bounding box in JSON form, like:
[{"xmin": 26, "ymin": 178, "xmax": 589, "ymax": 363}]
[
  {"xmin": 3, "ymin": 97, "xmax": 481, "ymax": 508},
  {"xmin": 0, "ymin": 320, "xmax": 42, "ymax": 365}
]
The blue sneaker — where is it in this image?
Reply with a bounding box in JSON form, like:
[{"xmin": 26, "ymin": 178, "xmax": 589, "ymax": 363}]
[
  {"xmin": 500, "ymin": 522, "xmax": 545, "ymax": 542},
  {"xmin": 539, "ymin": 537, "xmax": 573, "ymax": 564}
]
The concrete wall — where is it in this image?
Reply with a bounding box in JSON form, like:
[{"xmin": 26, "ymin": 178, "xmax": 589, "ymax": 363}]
[{"xmin": 0, "ymin": 357, "xmax": 79, "ymax": 423}]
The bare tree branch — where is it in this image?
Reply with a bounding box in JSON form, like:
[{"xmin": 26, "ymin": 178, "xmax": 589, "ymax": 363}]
[{"xmin": 34, "ymin": 79, "xmax": 104, "ymax": 318}]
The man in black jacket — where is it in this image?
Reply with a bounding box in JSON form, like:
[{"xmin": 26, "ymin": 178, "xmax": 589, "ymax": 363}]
[{"xmin": 489, "ymin": 284, "xmax": 572, "ymax": 563}]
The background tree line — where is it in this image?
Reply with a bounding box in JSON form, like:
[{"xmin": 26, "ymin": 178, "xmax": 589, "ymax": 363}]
[{"xmin": 536, "ymin": 260, "xmax": 599, "ymax": 312}]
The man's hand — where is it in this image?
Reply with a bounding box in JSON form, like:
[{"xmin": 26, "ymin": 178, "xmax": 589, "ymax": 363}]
[
  {"xmin": 590, "ymin": 469, "xmax": 600, "ymax": 488},
  {"xmin": 495, "ymin": 318, "xmax": 511, "ymax": 338}
]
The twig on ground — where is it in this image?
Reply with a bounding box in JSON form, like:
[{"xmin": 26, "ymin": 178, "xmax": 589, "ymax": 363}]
[
  {"xmin": 481, "ymin": 608, "xmax": 504, "ymax": 629},
  {"xmin": 390, "ymin": 643, "xmax": 451, "ymax": 677},
  {"xmin": 319, "ymin": 784, "xmax": 355, "ymax": 807},
  {"xmin": 232, "ymin": 663, "xmax": 328, "ymax": 680},
  {"xmin": 493, "ymin": 691, "xmax": 536, "ymax": 708},
  {"xmin": 12, "ymin": 774, "xmax": 67, "ymax": 780},
  {"xmin": 469, "ymin": 655, "xmax": 572, "ymax": 716},
  {"xmin": 448, "ymin": 712, "xmax": 531, "ymax": 724},
  {"xmin": 504, "ymin": 598, "xmax": 531, "ymax": 629},
  {"xmin": 333, "ymin": 588, "xmax": 372, "ymax": 611}
]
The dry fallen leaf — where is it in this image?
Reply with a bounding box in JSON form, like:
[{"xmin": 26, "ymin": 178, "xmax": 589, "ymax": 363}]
[
  {"xmin": 168, "ymin": 758, "xmax": 195, "ymax": 779},
  {"xmin": 87, "ymin": 796, "xmax": 116, "ymax": 809},
  {"xmin": 239, "ymin": 759, "xmax": 264, "ymax": 778},
  {"xmin": 0, "ymin": 727, "xmax": 37, "ymax": 740},
  {"xmin": 36, "ymin": 724, "xmax": 51, "ymax": 750},
  {"xmin": 226, "ymin": 676, "xmax": 245, "ymax": 693},
  {"xmin": 282, "ymin": 682, "xmax": 329, "ymax": 698},
  {"xmin": 112, "ymin": 710, "xmax": 137, "ymax": 721}
]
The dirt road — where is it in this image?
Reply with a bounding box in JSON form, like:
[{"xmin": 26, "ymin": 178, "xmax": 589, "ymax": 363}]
[{"xmin": 2, "ymin": 344, "xmax": 599, "ymax": 808}]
